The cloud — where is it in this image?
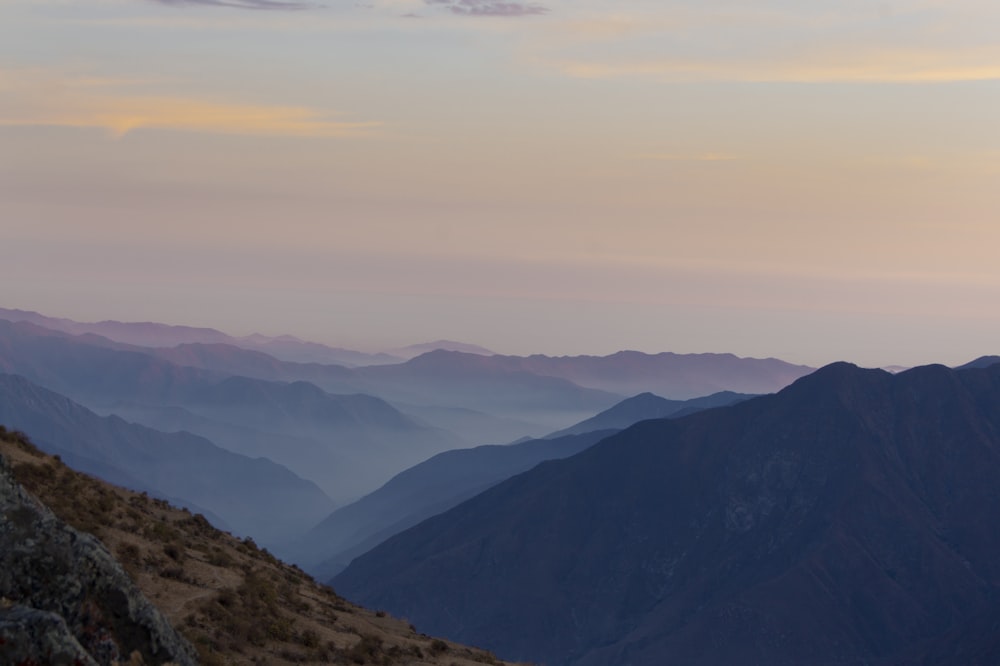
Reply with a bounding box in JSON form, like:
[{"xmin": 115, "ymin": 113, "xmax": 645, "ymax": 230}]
[
  {"xmin": 0, "ymin": 68, "xmax": 379, "ymax": 138},
  {"xmin": 426, "ymin": 0, "xmax": 547, "ymax": 17},
  {"xmin": 521, "ymin": 4, "xmax": 1000, "ymax": 84},
  {"xmin": 552, "ymin": 47, "xmax": 1000, "ymax": 84},
  {"xmin": 149, "ymin": 0, "xmax": 316, "ymax": 9}
]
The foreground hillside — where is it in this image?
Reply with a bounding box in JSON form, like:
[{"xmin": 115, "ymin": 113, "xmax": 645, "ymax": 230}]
[
  {"xmin": 336, "ymin": 361, "xmax": 1000, "ymax": 666},
  {"xmin": 0, "ymin": 427, "xmax": 517, "ymax": 666}
]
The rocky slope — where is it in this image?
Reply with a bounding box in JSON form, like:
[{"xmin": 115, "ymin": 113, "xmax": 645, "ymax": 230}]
[
  {"xmin": 0, "ymin": 427, "xmax": 197, "ymax": 665},
  {"xmin": 0, "ymin": 426, "xmax": 519, "ymax": 666}
]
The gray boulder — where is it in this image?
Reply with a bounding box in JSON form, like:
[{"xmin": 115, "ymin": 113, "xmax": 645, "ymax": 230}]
[{"xmin": 0, "ymin": 450, "xmax": 198, "ymax": 665}]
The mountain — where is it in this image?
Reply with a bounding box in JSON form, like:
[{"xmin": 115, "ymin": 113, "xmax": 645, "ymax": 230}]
[
  {"xmin": 0, "ymin": 429, "xmax": 197, "ymax": 665},
  {"xmin": 354, "ymin": 350, "xmax": 624, "ymax": 429},
  {"xmin": 0, "ymin": 306, "xmax": 398, "ymax": 367},
  {"xmin": 547, "ymin": 390, "xmax": 754, "ymax": 438},
  {"xmin": 956, "ymin": 355, "xmax": 1000, "ymax": 370},
  {"xmin": 298, "ymin": 390, "xmax": 759, "ymax": 579},
  {"xmin": 335, "ymin": 361, "xmax": 1000, "ymax": 666},
  {"xmin": 0, "ymin": 319, "xmax": 462, "ymax": 503},
  {"xmin": 289, "ymin": 429, "xmax": 616, "ymax": 580},
  {"xmin": 0, "ymin": 428, "xmax": 517, "ymax": 666},
  {"xmin": 391, "ymin": 340, "xmax": 496, "ymax": 359},
  {"xmin": 388, "ymin": 349, "xmax": 814, "ymax": 399},
  {"xmin": 0, "ymin": 373, "xmax": 334, "ymax": 548}
]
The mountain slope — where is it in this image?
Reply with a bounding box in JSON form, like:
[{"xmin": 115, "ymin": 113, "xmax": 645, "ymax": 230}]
[
  {"xmin": 0, "ymin": 320, "xmax": 463, "ymax": 502},
  {"xmin": 0, "ymin": 428, "xmax": 518, "ymax": 666},
  {"xmin": 547, "ymin": 390, "xmax": 754, "ymax": 437},
  {"xmin": 0, "ymin": 373, "xmax": 334, "ymax": 548},
  {"xmin": 290, "ymin": 429, "xmax": 616, "ymax": 580},
  {"xmin": 299, "ymin": 391, "xmax": 757, "ymax": 580},
  {"xmin": 0, "ymin": 428, "xmax": 197, "ymax": 665},
  {"xmin": 335, "ymin": 362, "xmax": 1000, "ymax": 666}
]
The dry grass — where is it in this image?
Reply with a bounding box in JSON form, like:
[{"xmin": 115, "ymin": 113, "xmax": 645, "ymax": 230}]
[{"xmin": 0, "ymin": 427, "xmax": 518, "ymax": 666}]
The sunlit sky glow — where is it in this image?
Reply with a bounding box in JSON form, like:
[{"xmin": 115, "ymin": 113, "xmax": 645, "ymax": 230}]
[{"xmin": 2, "ymin": 0, "xmax": 999, "ymax": 367}]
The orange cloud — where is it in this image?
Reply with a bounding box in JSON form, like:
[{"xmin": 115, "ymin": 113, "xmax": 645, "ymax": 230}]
[
  {"xmin": 551, "ymin": 46, "xmax": 1000, "ymax": 84},
  {"xmin": 0, "ymin": 68, "xmax": 379, "ymax": 137}
]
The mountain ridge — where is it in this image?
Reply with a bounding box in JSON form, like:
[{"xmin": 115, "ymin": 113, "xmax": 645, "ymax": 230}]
[{"xmin": 335, "ymin": 360, "xmax": 1000, "ymax": 666}]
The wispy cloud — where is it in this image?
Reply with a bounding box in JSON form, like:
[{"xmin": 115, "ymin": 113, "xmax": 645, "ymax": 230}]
[
  {"xmin": 0, "ymin": 69, "xmax": 379, "ymax": 137},
  {"xmin": 148, "ymin": 0, "xmax": 317, "ymax": 9},
  {"xmin": 521, "ymin": 3, "xmax": 1000, "ymax": 84},
  {"xmin": 426, "ymin": 0, "xmax": 547, "ymax": 17},
  {"xmin": 552, "ymin": 47, "xmax": 1000, "ymax": 84}
]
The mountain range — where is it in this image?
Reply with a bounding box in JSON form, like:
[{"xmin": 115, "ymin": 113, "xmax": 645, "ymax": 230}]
[
  {"xmin": 0, "ymin": 373, "xmax": 333, "ymax": 547},
  {"xmin": 292, "ymin": 390, "xmax": 755, "ymax": 579},
  {"xmin": 0, "ymin": 306, "xmax": 400, "ymax": 366},
  {"xmin": 335, "ymin": 360, "xmax": 1000, "ymax": 666},
  {"xmin": 0, "ymin": 319, "xmax": 461, "ymax": 503}
]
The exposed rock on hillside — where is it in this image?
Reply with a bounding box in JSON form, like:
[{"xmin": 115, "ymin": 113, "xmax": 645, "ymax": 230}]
[
  {"xmin": 0, "ymin": 428, "xmax": 197, "ymax": 665},
  {"xmin": 0, "ymin": 426, "xmax": 518, "ymax": 666}
]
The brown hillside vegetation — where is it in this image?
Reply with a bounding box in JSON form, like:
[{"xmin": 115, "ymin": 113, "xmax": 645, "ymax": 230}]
[{"xmin": 0, "ymin": 426, "xmax": 522, "ymax": 666}]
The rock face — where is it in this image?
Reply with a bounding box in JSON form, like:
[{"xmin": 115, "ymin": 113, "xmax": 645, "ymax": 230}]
[
  {"xmin": 0, "ymin": 605, "xmax": 98, "ymax": 666},
  {"xmin": 0, "ymin": 448, "xmax": 197, "ymax": 666}
]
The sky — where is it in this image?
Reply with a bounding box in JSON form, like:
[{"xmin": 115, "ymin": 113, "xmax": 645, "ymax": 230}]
[{"xmin": 1, "ymin": 0, "xmax": 999, "ymax": 367}]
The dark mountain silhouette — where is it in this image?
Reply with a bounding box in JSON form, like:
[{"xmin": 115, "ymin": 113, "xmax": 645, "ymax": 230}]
[
  {"xmin": 547, "ymin": 390, "xmax": 754, "ymax": 438},
  {"xmin": 335, "ymin": 361, "xmax": 1000, "ymax": 666},
  {"xmin": 956, "ymin": 355, "xmax": 1000, "ymax": 370},
  {"xmin": 298, "ymin": 390, "xmax": 759, "ymax": 579},
  {"xmin": 0, "ymin": 374, "xmax": 333, "ymax": 548},
  {"xmin": 288, "ymin": 430, "xmax": 616, "ymax": 580}
]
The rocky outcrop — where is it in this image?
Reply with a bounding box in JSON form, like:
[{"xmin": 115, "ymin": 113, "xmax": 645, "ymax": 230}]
[
  {"xmin": 0, "ymin": 450, "xmax": 198, "ymax": 665},
  {"xmin": 0, "ymin": 604, "xmax": 98, "ymax": 665}
]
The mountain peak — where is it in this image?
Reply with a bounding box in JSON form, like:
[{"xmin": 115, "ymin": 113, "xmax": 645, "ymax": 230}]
[{"xmin": 335, "ymin": 361, "xmax": 1000, "ymax": 666}]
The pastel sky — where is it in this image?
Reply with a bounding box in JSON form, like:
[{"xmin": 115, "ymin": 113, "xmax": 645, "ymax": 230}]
[{"xmin": 2, "ymin": 0, "xmax": 999, "ymax": 367}]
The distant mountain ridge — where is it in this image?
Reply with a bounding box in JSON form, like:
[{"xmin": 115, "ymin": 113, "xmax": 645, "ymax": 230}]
[
  {"xmin": 390, "ymin": 340, "xmax": 495, "ymax": 359},
  {"xmin": 0, "ymin": 319, "xmax": 462, "ymax": 503},
  {"xmin": 0, "ymin": 307, "xmax": 399, "ymax": 367},
  {"xmin": 385, "ymin": 349, "xmax": 813, "ymax": 399},
  {"xmin": 336, "ymin": 361, "xmax": 1000, "ymax": 666},
  {"xmin": 547, "ymin": 390, "xmax": 754, "ymax": 438}
]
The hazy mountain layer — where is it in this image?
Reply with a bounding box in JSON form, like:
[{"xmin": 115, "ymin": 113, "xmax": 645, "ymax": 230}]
[
  {"xmin": 0, "ymin": 306, "xmax": 399, "ymax": 366},
  {"xmin": 384, "ymin": 349, "xmax": 814, "ymax": 399},
  {"xmin": 0, "ymin": 373, "xmax": 333, "ymax": 547},
  {"xmin": 0, "ymin": 320, "xmax": 462, "ymax": 502},
  {"xmin": 336, "ymin": 362, "xmax": 1000, "ymax": 666}
]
